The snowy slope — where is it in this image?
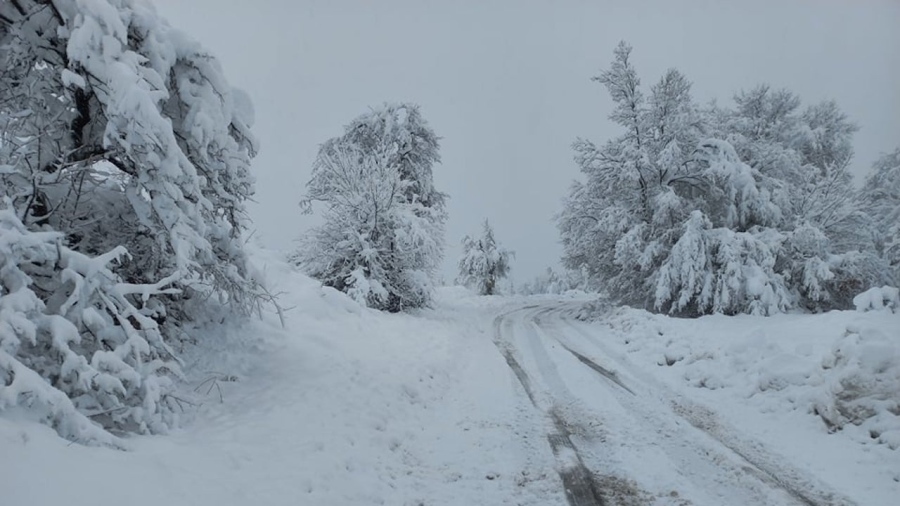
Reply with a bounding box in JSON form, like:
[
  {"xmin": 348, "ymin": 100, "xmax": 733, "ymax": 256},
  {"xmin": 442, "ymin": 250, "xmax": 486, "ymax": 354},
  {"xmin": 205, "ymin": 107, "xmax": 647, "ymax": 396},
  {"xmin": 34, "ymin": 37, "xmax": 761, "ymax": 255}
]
[{"xmin": 1, "ymin": 251, "xmax": 566, "ymax": 506}]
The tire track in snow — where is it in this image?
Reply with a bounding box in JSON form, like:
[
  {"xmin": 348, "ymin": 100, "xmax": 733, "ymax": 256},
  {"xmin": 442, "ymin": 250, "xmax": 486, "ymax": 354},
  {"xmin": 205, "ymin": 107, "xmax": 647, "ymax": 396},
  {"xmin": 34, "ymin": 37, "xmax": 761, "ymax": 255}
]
[
  {"xmin": 542, "ymin": 304, "xmax": 859, "ymax": 506},
  {"xmin": 533, "ymin": 317, "xmax": 636, "ymax": 396},
  {"xmin": 501, "ymin": 302, "xmax": 825, "ymax": 505},
  {"xmin": 492, "ymin": 313, "xmax": 538, "ymax": 407},
  {"xmin": 492, "ymin": 308, "xmax": 605, "ymax": 506}
]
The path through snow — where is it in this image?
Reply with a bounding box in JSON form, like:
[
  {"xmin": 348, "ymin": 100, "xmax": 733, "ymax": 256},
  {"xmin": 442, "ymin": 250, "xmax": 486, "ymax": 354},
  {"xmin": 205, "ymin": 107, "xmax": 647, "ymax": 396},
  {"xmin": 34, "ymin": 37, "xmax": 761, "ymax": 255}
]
[{"xmin": 3, "ymin": 284, "xmax": 897, "ymax": 505}]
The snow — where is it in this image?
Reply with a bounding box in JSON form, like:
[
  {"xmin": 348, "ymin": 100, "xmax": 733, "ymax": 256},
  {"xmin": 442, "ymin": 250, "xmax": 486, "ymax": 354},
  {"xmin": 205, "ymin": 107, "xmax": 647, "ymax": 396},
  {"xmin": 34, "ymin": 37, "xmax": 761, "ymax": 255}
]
[
  {"xmin": 296, "ymin": 103, "xmax": 446, "ymax": 311},
  {"xmin": 580, "ymin": 302, "xmax": 900, "ymax": 502},
  {"xmin": 1, "ymin": 251, "xmax": 564, "ymax": 506},
  {"xmin": 854, "ymin": 285, "xmax": 900, "ymax": 312},
  {"xmin": 3, "ymin": 248, "xmax": 899, "ymax": 505},
  {"xmin": 60, "ymin": 69, "xmax": 86, "ymax": 89},
  {"xmin": 3, "ymin": 3, "xmax": 897, "ymax": 504}
]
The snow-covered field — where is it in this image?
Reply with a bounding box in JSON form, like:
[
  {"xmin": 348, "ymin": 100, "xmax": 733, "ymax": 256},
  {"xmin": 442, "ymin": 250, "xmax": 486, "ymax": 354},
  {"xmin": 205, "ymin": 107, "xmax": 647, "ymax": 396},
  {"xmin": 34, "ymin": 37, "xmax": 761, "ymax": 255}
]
[{"xmin": 2, "ymin": 251, "xmax": 898, "ymax": 505}]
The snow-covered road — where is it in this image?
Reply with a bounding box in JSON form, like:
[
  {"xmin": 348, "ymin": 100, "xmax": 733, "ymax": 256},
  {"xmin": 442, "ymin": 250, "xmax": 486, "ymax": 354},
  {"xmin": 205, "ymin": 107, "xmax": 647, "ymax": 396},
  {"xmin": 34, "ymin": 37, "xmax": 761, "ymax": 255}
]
[
  {"xmin": 4, "ymin": 284, "xmax": 895, "ymax": 506},
  {"xmin": 493, "ymin": 302, "xmax": 861, "ymax": 506}
]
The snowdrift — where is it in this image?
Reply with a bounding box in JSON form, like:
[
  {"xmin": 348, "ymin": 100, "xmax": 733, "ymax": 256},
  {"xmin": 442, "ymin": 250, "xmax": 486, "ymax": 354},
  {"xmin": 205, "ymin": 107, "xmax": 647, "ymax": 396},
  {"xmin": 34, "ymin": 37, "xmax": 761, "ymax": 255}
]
[{"xmin": 588, "ymin": 303, "xmax": 900, "ymax": 450}]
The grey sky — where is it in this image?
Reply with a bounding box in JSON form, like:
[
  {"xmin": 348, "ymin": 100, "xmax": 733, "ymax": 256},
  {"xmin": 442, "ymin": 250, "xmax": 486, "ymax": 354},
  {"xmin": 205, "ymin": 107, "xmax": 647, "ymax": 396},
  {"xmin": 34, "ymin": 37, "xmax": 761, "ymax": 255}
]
[{"xmin": 151, "ymin": 0, "xmax": 900, "ymax": 283}]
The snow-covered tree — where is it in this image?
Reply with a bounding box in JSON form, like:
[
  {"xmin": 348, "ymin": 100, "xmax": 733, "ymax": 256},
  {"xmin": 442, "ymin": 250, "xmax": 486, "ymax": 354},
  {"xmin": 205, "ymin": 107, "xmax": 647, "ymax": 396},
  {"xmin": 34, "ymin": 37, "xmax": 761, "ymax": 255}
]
[
  {"xmin": 457, "ymin": 220, "xmax": 514, "ymax": 295},
  {"xmin": 519, "ymin": 266, "xmax": 588, "ymax": 295},
  {"xmin": 714, "ymin": 87, "xmax": 868, "ymax": 253},
  {"xmin": 1, "ymin": 0, "xmax": 258, "ymax": 300},
  {"xmin": 1, "ymin": 0, "xmax": 260, "ymax": 442},
  {"xmin": 558, "ymin": 42, "xmax": 889, "ymax": 315},
  {"xmin": 861, "ymin": 148, "xmax": 900, "ymax": 283},
  {"xmin": 712, "ymin": 88, "xmax": 885, "ymax": 310},
  {"xmin": 295, "ymin": 104, "xmax": 447, "ymax": 311},
  {"xmin": 0, "ymin": 207, "xmax": 180, "ymax": 445}
]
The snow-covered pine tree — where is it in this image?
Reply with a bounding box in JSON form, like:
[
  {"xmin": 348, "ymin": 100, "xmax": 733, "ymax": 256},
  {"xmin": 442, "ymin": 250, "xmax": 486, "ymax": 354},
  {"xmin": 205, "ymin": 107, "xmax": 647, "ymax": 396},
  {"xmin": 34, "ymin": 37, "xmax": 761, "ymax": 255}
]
[
  {"xmin": 1, "ymin": 0, "xmax": 259, "ymax": 442},
  {"xmin": 457, "ymin": 220, "xmax": 514, "ymax": 295},
  {"xmin": 295, "ymin": 104, "xmax": 447, "ymax": 311}
]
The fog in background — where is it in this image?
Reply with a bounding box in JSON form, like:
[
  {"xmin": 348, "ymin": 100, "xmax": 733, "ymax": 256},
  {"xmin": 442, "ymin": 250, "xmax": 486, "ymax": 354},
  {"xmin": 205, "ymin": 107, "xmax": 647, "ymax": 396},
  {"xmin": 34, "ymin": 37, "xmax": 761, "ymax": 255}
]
[{"xmin": 151, "ymin": 0, "xmax": 900, "ymax": 284}]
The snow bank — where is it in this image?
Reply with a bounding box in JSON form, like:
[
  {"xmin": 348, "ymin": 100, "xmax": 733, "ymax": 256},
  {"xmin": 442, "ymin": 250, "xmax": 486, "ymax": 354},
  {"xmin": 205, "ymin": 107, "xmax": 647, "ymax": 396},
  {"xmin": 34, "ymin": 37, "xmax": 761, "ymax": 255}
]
[
  {"xmin": 596, "ymin": 305, "xmax": 900, "ymax": 450},
  {"xmin": 813, "ymin": 323, "xmax": 900, "ymax": 448}
]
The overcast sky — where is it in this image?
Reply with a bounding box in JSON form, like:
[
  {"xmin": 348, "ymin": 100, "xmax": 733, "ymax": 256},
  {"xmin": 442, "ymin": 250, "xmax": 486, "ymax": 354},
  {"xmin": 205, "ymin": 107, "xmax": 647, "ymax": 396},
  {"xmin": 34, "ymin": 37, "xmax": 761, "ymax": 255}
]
[{"xmin": 151, "ymin": 0, "xmax": 900, "ymax": 284}]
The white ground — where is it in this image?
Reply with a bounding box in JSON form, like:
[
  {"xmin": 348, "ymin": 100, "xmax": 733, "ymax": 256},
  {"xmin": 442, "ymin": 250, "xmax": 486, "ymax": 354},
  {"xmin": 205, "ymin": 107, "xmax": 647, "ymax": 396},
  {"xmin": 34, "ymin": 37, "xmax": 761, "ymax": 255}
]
[{"xmin": 2, "ymin": 253, "xmax": 898, "ymax": 505}]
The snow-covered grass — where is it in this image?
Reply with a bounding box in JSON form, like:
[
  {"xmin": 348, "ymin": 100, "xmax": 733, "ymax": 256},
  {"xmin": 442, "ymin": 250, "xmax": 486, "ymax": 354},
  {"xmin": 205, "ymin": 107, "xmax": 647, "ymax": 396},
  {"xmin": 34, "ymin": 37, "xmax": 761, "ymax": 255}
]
[{"xmin": 1, "ymin": 250, "xmax": 564, "ymax": 506}]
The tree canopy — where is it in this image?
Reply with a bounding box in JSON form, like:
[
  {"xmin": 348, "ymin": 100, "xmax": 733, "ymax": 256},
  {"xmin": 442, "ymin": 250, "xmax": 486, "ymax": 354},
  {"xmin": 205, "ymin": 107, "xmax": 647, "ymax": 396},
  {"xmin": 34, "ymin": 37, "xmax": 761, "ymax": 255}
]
[
  {"xmin": 558, "ymin": 42, "xmax": 889, "ymax": 315},
  {"xmin": 295, "ymin": 103, "xmax": 447, "ymax": 311},
  {"xmin": 457, "ymin": 220, "xmax": 514, "ymax": 295}
]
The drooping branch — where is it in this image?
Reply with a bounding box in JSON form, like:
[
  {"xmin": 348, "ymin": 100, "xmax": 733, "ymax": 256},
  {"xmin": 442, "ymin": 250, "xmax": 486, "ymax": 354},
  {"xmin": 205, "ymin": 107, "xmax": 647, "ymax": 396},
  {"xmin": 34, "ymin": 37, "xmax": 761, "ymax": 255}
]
[{"xmin": 70, "ymin": 87, "xmax": 91, "ymax": 148}]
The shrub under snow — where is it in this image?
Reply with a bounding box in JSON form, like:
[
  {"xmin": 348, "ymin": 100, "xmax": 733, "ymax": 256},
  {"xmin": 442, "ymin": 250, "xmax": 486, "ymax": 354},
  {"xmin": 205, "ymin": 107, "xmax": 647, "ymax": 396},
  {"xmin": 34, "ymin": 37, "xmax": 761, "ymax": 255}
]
[
  {"xmin": 0, "ymin": 209, "xmax": 180, "ymax": 445},
  {"xmin": 457, "ymin": 220, "xmax": 514, "ymax": 295},
  {"xmin": 853, "ymin": 286, "xmax": 900, "ymax": 313}
]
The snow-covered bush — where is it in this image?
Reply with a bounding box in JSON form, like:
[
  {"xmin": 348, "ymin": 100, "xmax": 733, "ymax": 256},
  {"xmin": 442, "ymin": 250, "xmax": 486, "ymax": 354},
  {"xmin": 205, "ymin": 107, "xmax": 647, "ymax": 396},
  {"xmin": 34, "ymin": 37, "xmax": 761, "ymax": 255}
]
[
  {"xmin": 0, "ymin": 208, "xmax": 180, "ymax": 444},
  {"xmin": 558, "ymin": 42, "xmax": 890, "ymax": 315},
  {"xmin": 295, "ymin": 104, "xmax": 447, "ymax": 312},
  {"xmin": 1, "ymin": 0, "xmax": 260, "ymax": 442},
  {"xmin": 457, "ymin": 220, "xmax": 514, "ymax": 295},
  {"xmin": 853, "ymin": 286, "xmax": 900, "ymax": 313},
  {"xmin": 654, "ymin": 212, "xmax": 791, "ymax": 316}
]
